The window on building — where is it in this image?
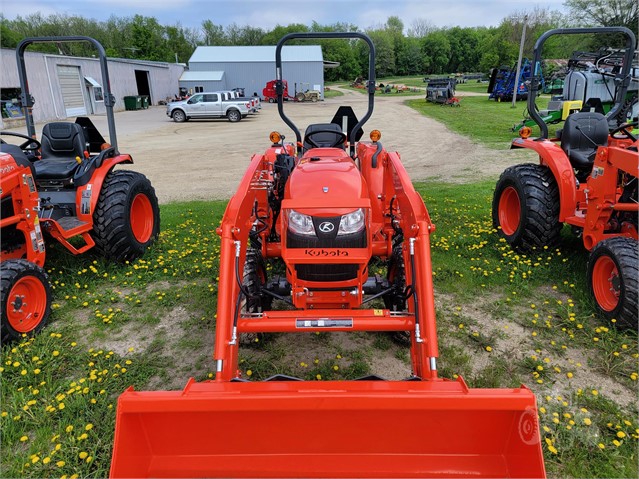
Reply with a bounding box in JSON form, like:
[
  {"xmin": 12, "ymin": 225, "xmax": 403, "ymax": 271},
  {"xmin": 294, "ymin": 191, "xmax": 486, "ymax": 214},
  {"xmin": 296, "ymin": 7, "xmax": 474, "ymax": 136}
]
[{"xmin": 194, "ymin": 86, "xmax": 204, "ymax": 93}]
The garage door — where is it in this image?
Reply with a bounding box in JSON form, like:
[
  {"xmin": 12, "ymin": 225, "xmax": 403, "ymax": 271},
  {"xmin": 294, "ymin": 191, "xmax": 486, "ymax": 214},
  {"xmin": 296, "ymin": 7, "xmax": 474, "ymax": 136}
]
[{"xmin": 57, "ymin": 65, "xmax": 87, "ymax": 116}]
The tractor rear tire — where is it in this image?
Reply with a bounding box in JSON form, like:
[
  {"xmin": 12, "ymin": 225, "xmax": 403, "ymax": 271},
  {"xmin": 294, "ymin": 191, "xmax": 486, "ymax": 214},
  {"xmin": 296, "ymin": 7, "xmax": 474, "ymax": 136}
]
[
  {"xmin": 492, "ymin": 164, "xmax": 562, "ymax": 252},
  {"xmin": 92, "ymin": 170, "xmax": 160, "ymax": 262},
  {"xmin": 587, "ymin": 237, "xmax": 638, "ymax": 330},
  {"xmin": 240, "ymin": 248, "xmax": 272, "ymax": 347},
  {"xmin": 1, "ymin": 259, "xmax": 51, "ymax": 342}
]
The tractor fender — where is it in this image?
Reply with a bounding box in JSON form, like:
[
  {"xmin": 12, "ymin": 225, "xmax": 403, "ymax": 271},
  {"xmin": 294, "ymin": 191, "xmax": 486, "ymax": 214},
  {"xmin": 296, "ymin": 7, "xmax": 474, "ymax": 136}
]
[
  {"xmin": 511, "ymin": 138, "xmax": 576, "ymax": 221},
  {"xmin": 75, "ymin": 154, "xmax": 133, "ymax": 225}
]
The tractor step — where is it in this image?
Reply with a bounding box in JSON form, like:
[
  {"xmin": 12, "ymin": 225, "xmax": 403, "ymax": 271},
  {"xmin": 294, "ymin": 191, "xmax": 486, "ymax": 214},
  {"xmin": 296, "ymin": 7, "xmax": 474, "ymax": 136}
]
[
  {"xmin": 57, "ymin": 216, "xmax": 87, "ymax": 232},
  {"xmin": 238, "ymin": 309, "xmax": 413, "ymax": 333}
]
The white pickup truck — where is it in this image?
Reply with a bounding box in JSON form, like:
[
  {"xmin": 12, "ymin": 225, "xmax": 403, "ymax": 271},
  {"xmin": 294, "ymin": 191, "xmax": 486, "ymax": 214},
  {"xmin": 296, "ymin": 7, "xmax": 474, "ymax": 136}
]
[{"xmin": 166, "ymin": 92, "xmax": 252, "ymax": 122}]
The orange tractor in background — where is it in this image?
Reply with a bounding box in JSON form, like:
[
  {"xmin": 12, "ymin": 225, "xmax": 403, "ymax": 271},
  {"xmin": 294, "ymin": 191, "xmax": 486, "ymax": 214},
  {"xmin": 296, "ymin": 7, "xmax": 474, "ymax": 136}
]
[
  {"xmin": 111, "ymin": 32, "xmax": 546, "ymax": 478},
  {"xmin": 493, "ymin": 27, "xmax": 638, "ymax": 330},
  {"xmin": 1, "ymin": 36, "xmax": 160, "ymax": 341}
]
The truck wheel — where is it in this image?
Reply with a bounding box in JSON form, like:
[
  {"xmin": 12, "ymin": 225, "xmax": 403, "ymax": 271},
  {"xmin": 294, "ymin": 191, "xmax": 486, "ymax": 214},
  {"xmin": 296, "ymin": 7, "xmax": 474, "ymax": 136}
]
[
  {"xmin": 268, "ymin": 98, "xmax": 275, "ymax": 103},
  {"xmin": 1, "ymin": 259, "xmax": 51, "ymax": 342},
  {"xmin": 492, "ymin": 164, "xmax": 562, "ymax": 252},
  {"xmin": 587, "ymin": 237, "xmax": 638, "ymax": 330},
  {"xmin": 172, "ymin": 110, "xmax": 187, "ymax": 123},
  {"xmin": 92, "ymin": 170, "xmax": 160, "ymax": 262},
  {"xmin": 227, "ymin": 110, "xmax": 241, "ymax": 122},
  {"xmin": 240, "ymin": 249, "xmax": 272, "ymax": 346}
]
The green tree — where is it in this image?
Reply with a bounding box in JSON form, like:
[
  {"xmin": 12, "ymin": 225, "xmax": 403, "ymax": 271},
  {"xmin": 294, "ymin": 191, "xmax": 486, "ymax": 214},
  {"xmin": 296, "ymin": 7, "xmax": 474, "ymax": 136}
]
[
  {"xmin": 365, "ymin": 29, "xmax": 396, "ymax": 77},
  {"xmin": 421, "ymin": 31, "xmax": 450, "ymax": 74},
  {"xmin": 564, "ymin": 0, "xmax": 638, "ymax": 31},
  {"xmin": 202, "ymin": 20, "xmax": 226, "ymax": 45}
]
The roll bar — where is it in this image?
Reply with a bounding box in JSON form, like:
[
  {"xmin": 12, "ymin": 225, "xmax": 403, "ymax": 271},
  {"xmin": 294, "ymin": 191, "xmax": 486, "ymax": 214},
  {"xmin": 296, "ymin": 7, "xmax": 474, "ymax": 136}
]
[
  {"xmin": 16, "ymin": 36, "xmax": 119, "ymax": 153},
  {"xmin": 526, "ymin": 27, "xmax": 636, "ymax": 139},
  {"xmin": 275, "ymin": 32, "xmax": 376, "ymax": 156}
]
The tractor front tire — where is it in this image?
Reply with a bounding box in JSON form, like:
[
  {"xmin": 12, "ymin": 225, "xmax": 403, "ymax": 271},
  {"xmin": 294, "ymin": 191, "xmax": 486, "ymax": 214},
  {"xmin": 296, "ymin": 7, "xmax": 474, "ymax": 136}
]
[
  {"xmin": 240, "ymin": 248, "xmax": 272, "ymax": 347},
  {"xmin": 1, "ymin": 260, "xmax": 51, "ymax": 342},
  {"xmin": 384, "ymin": 244, "xmax": 411, "ymax": 346},
  {"xmin": 587, "ymin": 237, "xmax": 638, "ymax": 330},
  {"xmin": 92, "ymin": 170, "xmax": 160, "ymax": 262},
  {"xmin": 492, "ymin": 164, "xmax": 562, "ymax": 252}
]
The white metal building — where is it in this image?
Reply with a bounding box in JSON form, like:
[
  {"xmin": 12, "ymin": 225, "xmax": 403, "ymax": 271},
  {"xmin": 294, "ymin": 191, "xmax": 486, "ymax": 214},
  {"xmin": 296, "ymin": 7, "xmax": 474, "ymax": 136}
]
[
  {"xmin": 1, "ymin": 48, "xmax": 185, "ymax": 128},
  {"xmin": 182, "ymin": 45, "xmax": 324, "ymax": 98}
]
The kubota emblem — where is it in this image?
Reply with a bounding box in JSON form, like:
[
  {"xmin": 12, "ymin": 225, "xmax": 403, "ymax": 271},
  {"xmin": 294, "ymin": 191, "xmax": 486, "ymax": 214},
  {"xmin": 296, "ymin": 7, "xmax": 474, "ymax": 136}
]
[{"xmin": 318, "ymin": 221, "xmax": 334, "ymax": 233}]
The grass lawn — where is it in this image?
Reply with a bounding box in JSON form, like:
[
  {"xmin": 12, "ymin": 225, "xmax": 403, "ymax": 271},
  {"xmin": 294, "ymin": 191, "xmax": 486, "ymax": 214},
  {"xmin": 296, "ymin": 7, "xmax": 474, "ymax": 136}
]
[
  {"xmin": 406, "ymin": 95, "xmax": 559, "ymax": 149},
  {"xmin": 1, "ymin": 182, "xmax": 637, "ymax": 478}
]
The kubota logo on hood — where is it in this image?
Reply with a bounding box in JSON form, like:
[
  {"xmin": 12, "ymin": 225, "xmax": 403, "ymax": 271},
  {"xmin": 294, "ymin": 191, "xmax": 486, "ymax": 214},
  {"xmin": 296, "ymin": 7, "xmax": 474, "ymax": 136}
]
[{"xmin": 318, "ymin": 222, "xmax": 334, "ymax": 233}]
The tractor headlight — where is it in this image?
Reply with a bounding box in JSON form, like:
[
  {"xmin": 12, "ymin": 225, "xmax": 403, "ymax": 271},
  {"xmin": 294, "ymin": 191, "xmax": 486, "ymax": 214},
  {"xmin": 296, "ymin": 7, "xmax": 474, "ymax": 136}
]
[
  {"xmin": 338, "ymin": 208, "xmax": 365, "ymax": 235},
  {"xmin": 288, "ymin": 210, "xmax": 315, "ymax": 235}
]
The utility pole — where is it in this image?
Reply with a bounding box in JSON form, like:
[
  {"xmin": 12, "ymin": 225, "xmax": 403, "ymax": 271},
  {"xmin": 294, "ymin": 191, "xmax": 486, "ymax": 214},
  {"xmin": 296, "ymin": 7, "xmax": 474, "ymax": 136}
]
[{"xmin": 511, "ymin": 15, "xmax": 527, "ymax": 108}]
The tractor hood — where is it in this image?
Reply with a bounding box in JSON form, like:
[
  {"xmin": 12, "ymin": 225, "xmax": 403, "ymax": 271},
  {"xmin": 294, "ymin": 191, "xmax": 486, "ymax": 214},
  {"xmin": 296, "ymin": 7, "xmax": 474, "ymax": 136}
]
[{"xmin": 286, "ymin": 150, "xmax": 366, "ymax": 210}]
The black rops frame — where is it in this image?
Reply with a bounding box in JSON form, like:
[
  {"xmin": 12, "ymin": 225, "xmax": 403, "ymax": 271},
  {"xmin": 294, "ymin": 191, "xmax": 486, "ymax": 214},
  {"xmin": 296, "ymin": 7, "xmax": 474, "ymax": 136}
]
[
  {"xmin": 274, "ymin": 32, "xmax": 376, "ymax": 157},
  {"xmin": 16, "ymin": 36, "xmax": 119, "ymax": 153},
  {"xmin": 526, "ymin": 27, "xmax": 636, "ymax": 140}
]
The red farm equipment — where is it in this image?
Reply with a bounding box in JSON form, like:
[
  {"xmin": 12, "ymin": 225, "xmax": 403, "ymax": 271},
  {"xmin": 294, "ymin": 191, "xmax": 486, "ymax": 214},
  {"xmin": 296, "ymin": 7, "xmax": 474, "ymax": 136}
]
[
  {"xmin": 493, "ymin": 27, "xmax": 638, "ymax": 329},
  {"xmin": 263, "ymin": 79, "xmax": 293, "ymax": 102},
  {"xmin": 1, "ymin": 36, "xmax": 160, "ymax": 341},
  {"xmin": 110, "ymin": 32, "xmax": 546, "ymax": 478}
]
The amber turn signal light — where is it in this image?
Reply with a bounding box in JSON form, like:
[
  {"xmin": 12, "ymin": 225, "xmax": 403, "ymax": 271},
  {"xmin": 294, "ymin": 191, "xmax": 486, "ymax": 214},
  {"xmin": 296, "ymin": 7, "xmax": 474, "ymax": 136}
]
[
  {"xmin": 519, "ymin": 126, "xmax": 532, "ymax": 139},
  {"xmin": 370, "ymin": 130, "xmax": 381, "ymax": 142},
  {"xmin": 270, "ymin": 131, "xmax": 281, "ymax": 144}
]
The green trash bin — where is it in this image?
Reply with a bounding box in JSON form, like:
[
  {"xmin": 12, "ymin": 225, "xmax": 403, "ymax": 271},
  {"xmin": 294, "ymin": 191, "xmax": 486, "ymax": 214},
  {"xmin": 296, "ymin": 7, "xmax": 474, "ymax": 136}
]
[
  {"xmin": 124, "ymin": 96, "xmax": 142, "ymax": 110},
  {"xmin": 140, "ymin": 95, "xmax": 149, "ymax": 109}
]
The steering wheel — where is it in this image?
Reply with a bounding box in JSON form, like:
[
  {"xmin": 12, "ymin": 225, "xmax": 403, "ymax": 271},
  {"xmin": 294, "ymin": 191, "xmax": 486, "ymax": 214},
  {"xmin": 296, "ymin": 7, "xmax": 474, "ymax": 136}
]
[
  {"xmin": 304, "ymin": 129, "xmax": 347, "ymax": 149},
  {"xmin": 0, "ymin": 131, "xmax": 42, "ymax": 152},
  {"xmin": 610, "ymin": 121, "xmax": 638, "ymax": 141}
]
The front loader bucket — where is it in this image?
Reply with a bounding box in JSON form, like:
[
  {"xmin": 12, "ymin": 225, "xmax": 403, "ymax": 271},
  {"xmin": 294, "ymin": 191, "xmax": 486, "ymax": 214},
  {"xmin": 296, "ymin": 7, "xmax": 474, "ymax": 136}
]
[{"xmin": 110, "ymin": 378, "xmax": 545, "ymax": 478}]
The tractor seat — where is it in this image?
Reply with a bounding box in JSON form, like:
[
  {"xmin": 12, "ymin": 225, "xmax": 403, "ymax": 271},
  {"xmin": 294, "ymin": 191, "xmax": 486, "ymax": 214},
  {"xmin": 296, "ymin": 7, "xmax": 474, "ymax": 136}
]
[
  {"xmin": 34, "ymin": 122, "xmax": 86, "ymax": 180},
  {"xmin": 561, "ymin": 112, "xmax": 608, "ymax": 171},
  {"xmin": 303, "ymin": 123, "xmax": 345, "ymax": 150}
]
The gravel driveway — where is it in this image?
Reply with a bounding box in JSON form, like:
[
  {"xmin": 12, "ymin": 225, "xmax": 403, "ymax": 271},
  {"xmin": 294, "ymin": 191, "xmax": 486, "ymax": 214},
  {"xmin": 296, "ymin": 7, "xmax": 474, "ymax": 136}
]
[{"xmin": 19, "ymin": 89, "xmax": 536, "ymax": 204}]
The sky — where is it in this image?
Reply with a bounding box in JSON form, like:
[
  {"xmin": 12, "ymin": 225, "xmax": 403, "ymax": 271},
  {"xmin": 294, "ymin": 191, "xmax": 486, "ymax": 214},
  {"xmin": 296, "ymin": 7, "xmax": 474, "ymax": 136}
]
[{"xmin": 2, "ymin": 0, "xmax": 568, "ymax": 32}]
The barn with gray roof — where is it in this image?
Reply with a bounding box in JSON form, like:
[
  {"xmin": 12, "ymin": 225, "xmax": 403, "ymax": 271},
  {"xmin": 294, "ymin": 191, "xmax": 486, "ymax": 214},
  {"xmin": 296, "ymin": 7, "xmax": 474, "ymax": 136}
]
[{"xmin": 180, "ymin": 45, "xmax": 324, "ymax": 99}]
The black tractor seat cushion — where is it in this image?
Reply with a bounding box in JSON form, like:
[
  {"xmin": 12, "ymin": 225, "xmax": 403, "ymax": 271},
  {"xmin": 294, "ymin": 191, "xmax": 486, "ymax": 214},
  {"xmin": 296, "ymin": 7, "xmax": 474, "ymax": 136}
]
[
  {"xmin": 561, "ymin": 112, "xmax": 609, "ymax": 170},
  {"xmin": 303, "ymin": 123, "xmax": 345, "ymax": 150},
  {"xmin": 35, "ymin": 122, "xmax": 87, "ymax": 180},
  {"xmin": 32, "ymin": 159, "xmax": 80, "ymax": 180}
]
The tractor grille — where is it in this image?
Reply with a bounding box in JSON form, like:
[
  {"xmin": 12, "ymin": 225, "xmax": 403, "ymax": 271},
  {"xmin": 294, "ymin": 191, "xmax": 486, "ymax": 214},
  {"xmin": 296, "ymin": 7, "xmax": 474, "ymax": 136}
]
[{"xmin": 287, "ymin": 215, "xmax": 366, "ymax": 282}]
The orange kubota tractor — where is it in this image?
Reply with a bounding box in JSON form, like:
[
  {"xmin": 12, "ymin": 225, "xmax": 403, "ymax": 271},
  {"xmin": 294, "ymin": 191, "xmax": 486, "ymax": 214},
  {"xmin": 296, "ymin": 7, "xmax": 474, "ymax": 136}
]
[
  {"xmin": 111, "ymin": 32, "xmax": 546, "ymax": 478},
  {"xmin": 492, "ymin": 27, "xmax": 638, "ymax": 330},
  {"xmin": 0, "ymin": 145, "xmax": 51, "ymax": 341},
  {"xmin": 1, "ymin": 36, "xmax": 160, "ymax": 340}
]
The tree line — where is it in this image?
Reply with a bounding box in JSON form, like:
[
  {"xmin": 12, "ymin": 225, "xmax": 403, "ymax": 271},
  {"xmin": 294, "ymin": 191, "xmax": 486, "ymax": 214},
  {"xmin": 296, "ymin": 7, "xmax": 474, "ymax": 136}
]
[{"xmin": 1, "ymin": 0, "xmax": 636, "ymax": 81}]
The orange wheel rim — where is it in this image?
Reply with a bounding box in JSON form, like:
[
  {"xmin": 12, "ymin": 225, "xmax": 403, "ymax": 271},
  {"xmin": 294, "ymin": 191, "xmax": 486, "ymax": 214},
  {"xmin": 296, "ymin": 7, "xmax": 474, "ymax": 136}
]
[
  {"xmin": 592, "ymin": 256, "xmax": 620, "ymax": 311},
  {"xmin": 498, "ymin": 186, "xmax": 521, "ymax": 236},
  {"xmin": 6, "ymin": 276, "xmax": 47, "ymax": 333},
  {"xmin": 130, "ymin": 193, "xmax": 154, "ymax": 243}
]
